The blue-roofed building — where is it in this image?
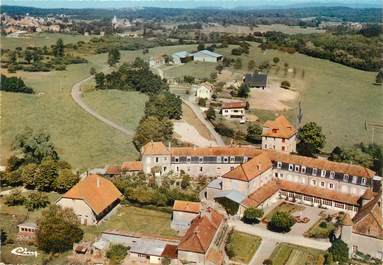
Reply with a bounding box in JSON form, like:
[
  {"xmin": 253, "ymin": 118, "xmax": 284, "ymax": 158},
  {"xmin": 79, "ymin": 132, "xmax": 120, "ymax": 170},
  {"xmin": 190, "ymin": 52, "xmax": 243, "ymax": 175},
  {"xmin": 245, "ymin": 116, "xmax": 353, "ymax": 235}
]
[
  {"xmin": 192, "ymin": 49, "xmax": 223, "ymax": 63},
  {"xmin": 172, "ymin": 51, "xmax": 193, "ymax": 64}
]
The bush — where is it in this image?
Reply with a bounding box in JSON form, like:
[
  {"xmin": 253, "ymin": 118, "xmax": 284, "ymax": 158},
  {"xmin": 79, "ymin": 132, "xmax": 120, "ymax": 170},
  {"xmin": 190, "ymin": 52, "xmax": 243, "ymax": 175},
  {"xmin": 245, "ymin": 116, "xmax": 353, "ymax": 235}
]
[
  {"xmin": 319, "ymin": 221, "xmax": 328, "ymax": 228},
  {"xmin": 267, "ymin": 211, "xmax": 295, "ymax": 233},
  {"xmin": 281, "ymin": 80, "xmax": 291, "ymax": 89},
  {"xmin": 5, "ymin": 189, "xmax": 25, "ymax": 206},
  {"xmin": 326, "ymin": 239, "xmax": 349, "ymax": 264},
  {"xmin": 106, "ymin": 244, "xmax": 129, "ymax": 265},
  {"xmin": 214, "ymin": 123, "xmax": 235, "ymax": 138},
  {"xmin": 184, "ymin": 75, "xmax": 195, "ymax": 84},
  {"xmin": 198, "ymin": 97, "xmax": 207, "ymax": 107},
  {"xmin": 24, "ymin": 192, "xmax": 49, "ymax": 211},
  {"xmin": 243, "ymin": 207, "xmax": 264, "ymax": 224}
]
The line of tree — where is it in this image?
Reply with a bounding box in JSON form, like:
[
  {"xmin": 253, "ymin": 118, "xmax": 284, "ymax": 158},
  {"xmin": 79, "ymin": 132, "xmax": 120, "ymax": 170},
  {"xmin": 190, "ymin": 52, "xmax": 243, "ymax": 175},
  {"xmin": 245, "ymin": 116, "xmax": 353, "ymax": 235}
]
[
  {"xmin": 0, "ymin": 74, "xmax": 34, "ymax": 93},
  {"xmin": 261, "ymin": 31, "xmax": 381, "ymax": 71}
]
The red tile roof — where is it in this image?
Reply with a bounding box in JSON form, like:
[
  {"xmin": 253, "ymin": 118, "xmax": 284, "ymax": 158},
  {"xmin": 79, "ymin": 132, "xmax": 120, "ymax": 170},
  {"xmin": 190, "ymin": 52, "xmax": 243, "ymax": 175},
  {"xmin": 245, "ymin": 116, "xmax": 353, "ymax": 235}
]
[
  {"xmin": 161, "ymin": 244, "xmax": 178, "ymax": 259},
  {"xmin": 61, "ymin": 174, "xmax": 123, "ymax": 215},
  {"xmin": 173, "ymin": 200, "xmax": 202, "ymax": 213},
  {"xmin": 105, "ymin": 166, "xmax": 121, "ymax": 175},
  {"xmin": 352, "ymin": 192, "xmax": 383, "ymax": 239},
  {"xmin": 221, "ymin": 101, "xmax": 246, "ymax": 109},
  {"xmin": 141, "ymin": 141, "xmax": 170, "ymax": 155},
  {"xmin": 222, "ymin": 152, "xmax": 272, "ymax": 181},
  {"xmin": 178, "ymin": 208, "xmax": 224, "ymax": 254},
  {"xmin": 266, "ymin": 150, "xmax": 375, "ymax": 179},
  {"xmin": 278, "ymin": 179, "xmax": 360, "ymax": 206},
  {"xmin": 170, "ymin": 146, "xmax": 262, "ymax": 157},
  {"xmin": 262, "ymin": 115, "xmax": 296, "ymax": 139},
  {"xmin": 121, "ymin": 161, "xmax": 143, "ymax": 172},
  {"xmin": 242, "ymin": 180, "xmax": 280, "ymax": 207}
]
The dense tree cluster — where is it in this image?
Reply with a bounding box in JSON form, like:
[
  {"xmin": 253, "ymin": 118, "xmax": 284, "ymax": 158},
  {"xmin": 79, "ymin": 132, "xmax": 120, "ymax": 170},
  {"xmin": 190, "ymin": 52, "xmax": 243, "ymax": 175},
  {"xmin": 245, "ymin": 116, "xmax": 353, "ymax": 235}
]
[
  {"xmin": 95, "ymin": 58, "xmax": 168, "ymax": 94},
  {"xmin": 297, "ymin": 122, "xmax": 326, "ymax": 157},
  {"xmin": 5, "ymin": 190, "xmax": 50, "ymax": 211},
  {"xmin": 2, "ymin": 128, "xmax": 79, "ymax": 193},
  {"xmin": 133, "ymin": 116, "xmax": 173, "ymax": 149},
  {"xmin": 145, "ymin": 91, "xmax": 182, "ymax": 120},
  {"xmin": 246, "ymin": 123, "xmax": 263, "ymax": 143},
  {"xmin": 0, "ymin": 74, "xmax": 34, "ymax": 93},
  {"xmin": 262, "ymin": 31, "xmax": 381, "ymax": 71},
  {"xmin": 242, "ymin": 207, "xmax": 264, "ymax": 224},
  {"xmin": 329, "ymin": 143, "xmax": 382, "ymax": 176},
  {"xmin": 267, "ymin": 211, "xmax": 295, "ymax": 233},
  {"xmin": 106, "ymin": 244, "xmax": 129, "ymax": 265},
  {"xmin": 325, "ymin": 239, "xmax": 349, "ymax": 265},
  {"xmin": 36, "ymin": 205, "xmax": 83, "ymax": 253}
]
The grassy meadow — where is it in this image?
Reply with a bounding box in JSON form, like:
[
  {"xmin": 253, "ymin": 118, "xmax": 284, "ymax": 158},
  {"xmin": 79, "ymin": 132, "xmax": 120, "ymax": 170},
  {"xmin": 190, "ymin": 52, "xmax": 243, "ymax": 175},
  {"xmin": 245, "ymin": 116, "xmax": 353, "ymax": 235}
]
[
  {"xmin": 163, "ymin": 43, "xmax": 383, "ymax": 151},
  {"xmin": 0, "ymin": 52, "xmax": 139, "ymax": 169},
  {"xmin": 1, "ymin": 32, "xmax": 98, "ymax": 50}
]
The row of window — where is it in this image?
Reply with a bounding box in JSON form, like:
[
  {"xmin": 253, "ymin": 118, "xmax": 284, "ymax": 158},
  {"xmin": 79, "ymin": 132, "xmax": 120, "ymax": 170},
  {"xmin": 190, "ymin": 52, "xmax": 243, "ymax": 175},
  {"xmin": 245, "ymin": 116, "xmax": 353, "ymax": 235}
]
[
  {"xmin": 173, "ymin": 156, "xmax": 248, "ymax": 164},
  {"xmin": 277, "ymin": 162, "xmax": 367, "ymax": 185}
]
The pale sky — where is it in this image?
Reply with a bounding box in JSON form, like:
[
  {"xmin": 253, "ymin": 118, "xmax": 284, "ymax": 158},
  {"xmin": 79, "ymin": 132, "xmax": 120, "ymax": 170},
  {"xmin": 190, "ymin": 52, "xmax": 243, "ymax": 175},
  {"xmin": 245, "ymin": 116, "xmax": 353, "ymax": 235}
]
[{"xmin": 1, "ymin": 0, "xmax": 381, "ymax": 9}]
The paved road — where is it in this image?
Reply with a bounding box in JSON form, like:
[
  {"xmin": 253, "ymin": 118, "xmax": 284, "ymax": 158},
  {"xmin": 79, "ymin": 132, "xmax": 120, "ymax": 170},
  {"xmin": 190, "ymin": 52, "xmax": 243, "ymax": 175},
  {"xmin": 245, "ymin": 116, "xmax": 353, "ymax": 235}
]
[
  {"xmin": 250, "ymin": 239, "xmax": 278, "ymax": 265},
  {"xmin": 231, "ymin": 220, "xmax": 331, "ymax": 250},
  {"xmin": 182, "ymin": 99, "xmax": 225, "ymax": 146},
  {"xmin": 71, "ymin": 75, "xmax": 134, "ymax": 137}
]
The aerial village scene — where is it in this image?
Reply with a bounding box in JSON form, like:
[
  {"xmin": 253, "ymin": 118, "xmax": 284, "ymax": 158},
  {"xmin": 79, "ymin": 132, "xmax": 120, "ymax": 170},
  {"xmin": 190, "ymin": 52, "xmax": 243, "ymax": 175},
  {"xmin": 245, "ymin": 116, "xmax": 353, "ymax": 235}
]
[{"xmin": 0, "ymin": 0, "xmax": 382, "ymax": 265}]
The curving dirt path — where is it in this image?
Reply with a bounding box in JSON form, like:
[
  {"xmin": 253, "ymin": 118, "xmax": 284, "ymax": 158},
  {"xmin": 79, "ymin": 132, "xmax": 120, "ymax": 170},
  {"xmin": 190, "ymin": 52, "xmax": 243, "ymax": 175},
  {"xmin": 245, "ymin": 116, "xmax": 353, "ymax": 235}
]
[{"xmin": 71, "ymin": 75, "xmax": 134, "ymax": 137}]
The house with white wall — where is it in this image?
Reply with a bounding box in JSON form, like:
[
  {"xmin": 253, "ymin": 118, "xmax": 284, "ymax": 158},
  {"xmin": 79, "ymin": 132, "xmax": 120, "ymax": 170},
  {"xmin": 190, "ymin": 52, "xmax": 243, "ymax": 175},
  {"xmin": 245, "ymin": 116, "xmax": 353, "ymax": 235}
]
[
  {"xmin": 262, "ymin": 115, "xmax": 297, "ymax": 153},
  {"xmin": 221, "ymin": 101, "xmax": 247, "ymax": 120},
  {"xmin": 56, "ymin": 174, "xmax": 122, "ymax": 225},
  {"xmin": 171, "ymin": 200, "xmax": 201, "ymax": 232}
]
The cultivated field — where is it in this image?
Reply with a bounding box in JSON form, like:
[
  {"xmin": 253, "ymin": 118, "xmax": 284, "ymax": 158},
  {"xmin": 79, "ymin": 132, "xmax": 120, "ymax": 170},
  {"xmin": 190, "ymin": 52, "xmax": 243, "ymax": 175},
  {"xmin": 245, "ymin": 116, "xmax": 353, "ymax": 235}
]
[
  {"xmin": 227, "ymin": 231, "xmax": 262, "ymax": 264},
  {"xmin": 269, "ymin": 243, "xmax": 325, "ymax": 265},
  {"xmin": 164, "ymin": 43, "xmax": 383, "ymax": 150},
  {"xmin": 1, "ymin": 32, "xmax": 97, "ymax": 50}
]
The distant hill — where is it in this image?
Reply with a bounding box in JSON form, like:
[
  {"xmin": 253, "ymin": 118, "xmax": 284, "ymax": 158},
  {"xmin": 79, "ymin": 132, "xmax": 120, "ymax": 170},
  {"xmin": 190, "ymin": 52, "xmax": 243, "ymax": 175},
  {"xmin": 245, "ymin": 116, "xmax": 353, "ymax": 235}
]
[{"xmin": 0, "ymin": 5, "xmax": 381, "ymax": 23}]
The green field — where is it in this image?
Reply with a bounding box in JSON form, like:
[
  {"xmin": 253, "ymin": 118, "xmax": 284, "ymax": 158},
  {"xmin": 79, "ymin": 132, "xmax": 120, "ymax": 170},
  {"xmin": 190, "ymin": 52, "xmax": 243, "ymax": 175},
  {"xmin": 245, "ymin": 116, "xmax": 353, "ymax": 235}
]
[
  {"xmin": 0, "ymin": 43, "xmax": 201, "ymax": 169},
  {"xmin": 227, "ymin": 231, "xmax": 262, "ymax": 264},
  {"xmin": 263, "ymin": 202, "xmax": 305, "ymax": 222},
  {"xmin": 270, "ymin": 243, "xmax": 325, "ymax": 265},
  {"xmin": 1, "ymin": 32, "xmax": 97, "ymax": 50},
  {"xmin": 82, "ymin": 90, "xmax": 148, "ymax": 131},
  {"xmin": 82, "ymin": 205, "xmax": 178, "ymax": 241},
  {"xmin": 164, "ymin": 43, "xmax": 383, "ymax": 150},
  {"xmin": 0, "ymin": 52, "xmax": 139, "ymax": 169}
]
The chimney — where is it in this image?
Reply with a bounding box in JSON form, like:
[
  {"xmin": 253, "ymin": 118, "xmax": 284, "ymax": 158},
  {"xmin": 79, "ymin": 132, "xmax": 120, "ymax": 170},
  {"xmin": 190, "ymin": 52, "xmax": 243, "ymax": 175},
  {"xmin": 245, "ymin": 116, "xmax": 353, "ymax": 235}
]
[
  {"xmin": 257, "ymin": 164, "xmax": 261, "ymax": 171},
  {"xmin": 96, "ymin": 177, "xmax": 100, "ymax": 188}
]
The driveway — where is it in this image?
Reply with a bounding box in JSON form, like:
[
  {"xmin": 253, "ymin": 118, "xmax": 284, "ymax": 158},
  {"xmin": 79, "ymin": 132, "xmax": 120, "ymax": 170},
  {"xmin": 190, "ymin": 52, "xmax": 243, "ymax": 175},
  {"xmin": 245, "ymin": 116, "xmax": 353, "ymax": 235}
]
[
  {"xmin": 250, "ymin": 239, "xmax": 278, "ymax": 265},
  {"xmin": 71, "ymin": 74, "xmax": 134, "ymax": 137},
  {"xmin": 230, "ymin": 220, "xmax": 331, "ymax": 251},
  {"xmin": 182, "ymin": 99, "xmax": 225, "ymax": 146}
]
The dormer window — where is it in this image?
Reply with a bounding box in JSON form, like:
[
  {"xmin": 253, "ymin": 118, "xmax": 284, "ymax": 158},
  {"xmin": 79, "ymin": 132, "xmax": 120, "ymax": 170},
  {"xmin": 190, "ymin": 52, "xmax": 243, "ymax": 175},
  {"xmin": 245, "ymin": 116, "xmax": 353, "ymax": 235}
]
[
  {"xmin": 294, "ymin": 165, "xmax": 300, "ymax": 172},
  {"xmin": 174, "ymin": 157, "xmax": 179, "ymax": 163},
  {"xmin": 288, "ymin": 164, "xmax": 293, "ymax": 171},
  {"xmin": 272, "ymin": 128, "xmax": 278, "ymax": 133},
  {"xmin": 321, "ymin": 170, "xmax": 326, "ymax": 177},
  {"xmin": 329, "ymin": 171, "xmax": 335, "ymax": 179},
  {"xmin": 361, "ymin": 178, "xmax": 366, "ymax": 185},
  {"xmin": 301, "ymin": 166, "xmax": 306, "ymax": 174},
  {"xmin": 277, "ymin": 162, "xmax": 282, "ymax": 169},
  {"xmin": 223, "ymin": 157, "xmax": 228, "ymax": 163},
  {"xmin": 312, "ymin": 168, "xmax": 317, "ymax": 176},
  {"xmin": 343, "ymin": 174, "xmax": 349, "ymax": 182}
]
